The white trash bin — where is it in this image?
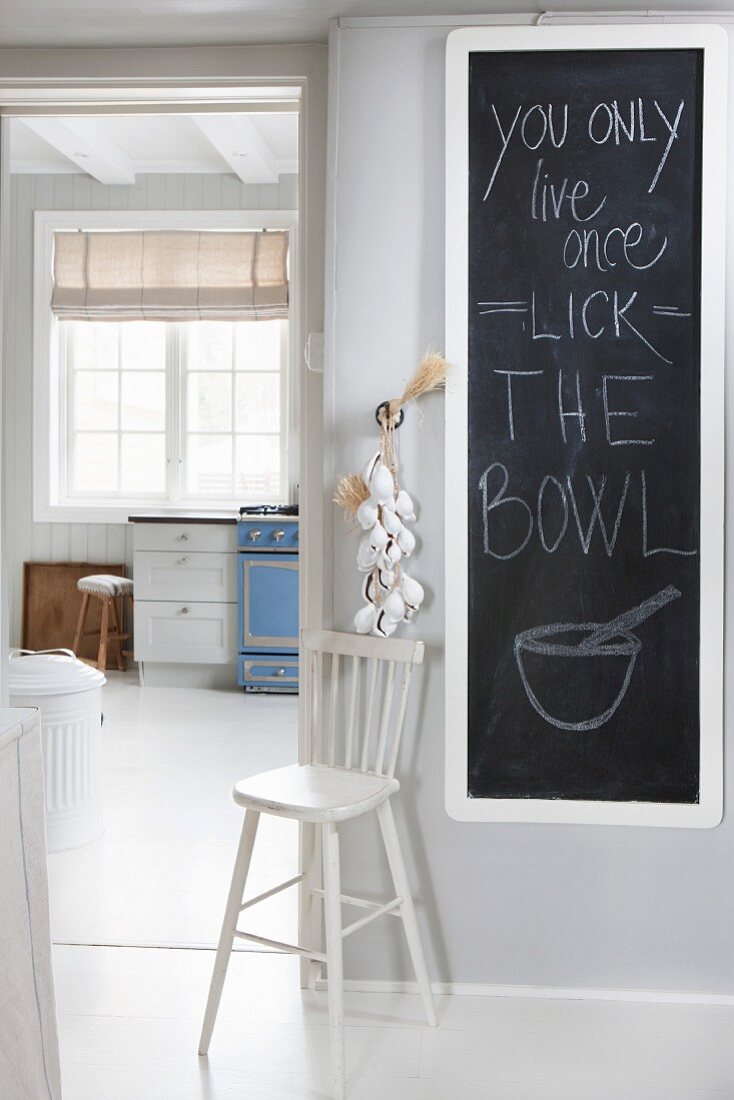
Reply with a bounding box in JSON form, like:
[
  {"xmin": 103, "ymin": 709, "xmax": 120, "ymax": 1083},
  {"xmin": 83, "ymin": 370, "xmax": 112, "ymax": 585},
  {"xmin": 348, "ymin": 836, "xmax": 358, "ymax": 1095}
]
[{"xmin": 8, "ymin": 649, "xmax": 106, "ymax": 852}]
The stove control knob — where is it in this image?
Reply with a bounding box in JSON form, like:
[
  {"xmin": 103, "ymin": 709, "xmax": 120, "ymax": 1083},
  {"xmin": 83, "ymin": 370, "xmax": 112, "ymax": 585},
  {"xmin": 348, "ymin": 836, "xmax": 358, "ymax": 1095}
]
[
  {"xmin": 249, "ymin": 529, "xmax": 262, "ymax": 542},
  {"xmin": 273, "ymin": 529, "xmax": 285, "ymax": 542}
]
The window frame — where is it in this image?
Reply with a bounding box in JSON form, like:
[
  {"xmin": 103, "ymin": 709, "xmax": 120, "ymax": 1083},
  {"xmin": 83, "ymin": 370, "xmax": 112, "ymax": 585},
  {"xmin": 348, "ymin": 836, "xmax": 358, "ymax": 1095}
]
[{"xmin": 33, "ymin": 208, "xmax": 298, "ymax": 523}]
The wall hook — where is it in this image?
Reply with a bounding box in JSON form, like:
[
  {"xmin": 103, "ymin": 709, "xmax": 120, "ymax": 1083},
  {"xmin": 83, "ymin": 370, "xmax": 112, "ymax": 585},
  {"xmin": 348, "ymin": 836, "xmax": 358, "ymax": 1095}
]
[{"xmin": 375, "ymin": 401, "xmax": 405, "ymax": 430}]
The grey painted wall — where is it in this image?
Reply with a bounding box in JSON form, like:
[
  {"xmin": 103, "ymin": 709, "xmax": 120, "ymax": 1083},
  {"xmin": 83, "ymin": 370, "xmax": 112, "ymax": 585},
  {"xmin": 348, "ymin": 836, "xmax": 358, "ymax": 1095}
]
[
  {"xmin": 327, "ymin": 22, "xmax": 734, "ymax": 991},
  {"xmin": 5, "ymin": 171, "xmax": 297, "ymax": 647}
]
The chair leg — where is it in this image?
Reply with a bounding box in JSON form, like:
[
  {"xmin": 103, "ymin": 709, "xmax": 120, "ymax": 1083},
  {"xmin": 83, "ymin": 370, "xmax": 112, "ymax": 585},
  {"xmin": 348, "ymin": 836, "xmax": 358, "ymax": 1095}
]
[
  {"xmin": 199, "ymin": 809, "xmax": 260, "ymax": 1056},
  {"xmin": 322, "ymin": 822, "xmax": 345, "ymax": 1100},
  {"xmin": 72, "ymin": 593, "xmax": 90, "ymax": 657},
  {"xmin": 299, "ymin": 821, "xmax": 322, "ymax": 990},
  {"xmin": 97, "ymin": 598, "xmax": 110, "ymax": 671},
  {"xmin": 110, "ymin": 597, "xmax": 126, "ymax": 672},
  {"xmin": 129, "ymin": 595, "xmax": 143, "ymax": 686},
  {"xmin": 377, "ymin": 801, "xmax": 438, "ymax": 1028}
]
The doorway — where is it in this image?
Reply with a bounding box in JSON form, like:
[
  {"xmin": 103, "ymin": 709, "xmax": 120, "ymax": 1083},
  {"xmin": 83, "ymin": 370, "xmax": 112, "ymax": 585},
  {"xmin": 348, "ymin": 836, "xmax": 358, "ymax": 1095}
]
[{"xmin": 0, "ymin": 72, "xmax": 325, "ymax": 951}]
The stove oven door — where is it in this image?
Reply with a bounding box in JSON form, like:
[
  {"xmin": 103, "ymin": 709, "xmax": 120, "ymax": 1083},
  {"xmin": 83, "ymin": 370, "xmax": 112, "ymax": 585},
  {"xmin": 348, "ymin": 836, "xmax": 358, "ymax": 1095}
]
[{"xmin": 239, "ymin": 553, "xmax": 299, "ymax": 652}]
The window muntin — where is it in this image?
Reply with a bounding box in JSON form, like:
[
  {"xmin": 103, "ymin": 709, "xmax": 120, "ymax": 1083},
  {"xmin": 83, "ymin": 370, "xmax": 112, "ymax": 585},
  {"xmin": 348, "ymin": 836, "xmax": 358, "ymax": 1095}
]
[
  {"xmin": 183, "ymin": 321, "xmax": 283, "ymax": 500},
  {"xmin": 62, "ymin": 318, "xmax": 286, "ymax": 507}
]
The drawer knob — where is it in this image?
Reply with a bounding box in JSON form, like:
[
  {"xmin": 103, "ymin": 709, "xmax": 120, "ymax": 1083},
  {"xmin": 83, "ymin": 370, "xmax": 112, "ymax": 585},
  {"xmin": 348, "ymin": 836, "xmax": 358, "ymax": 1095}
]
[
  {"xmin": 275, "ymin": 668, "xmax": 286, "ymax": 677},
  {"xmin": 249, "ymin": 529, "xmax": 262, "ymax": 542},
  {"xmin": 179, "ymin": 606, "xmax": 190, "ymax": 615},
  {"xmin": 176, "ymin": 533, "xmax": 189, "ymax": 542},
  {"xmin": 273, "ymin": 529, "xmax": 285, "ymax": 542},
  {"xmin": 177, "ymin": 556, "xmax": 190, "ymax": 565}
]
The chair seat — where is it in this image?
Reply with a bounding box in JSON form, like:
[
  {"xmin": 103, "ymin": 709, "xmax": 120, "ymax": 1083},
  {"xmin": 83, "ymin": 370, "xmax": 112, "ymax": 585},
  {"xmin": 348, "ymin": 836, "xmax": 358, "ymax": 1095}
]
[
  {"xmin": 77, "ymin": 574, "xmax": 134, "ymax": 597},
  {"xmin": 233, "ymin": 764, "xmax": 399, "ymax": 823}
]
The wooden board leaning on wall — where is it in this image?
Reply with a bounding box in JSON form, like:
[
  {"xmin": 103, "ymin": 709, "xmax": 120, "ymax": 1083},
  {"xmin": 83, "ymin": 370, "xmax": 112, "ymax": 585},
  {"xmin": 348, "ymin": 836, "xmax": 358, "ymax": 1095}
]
[{"xmin": 22, "ymin": 562, "xmax": 126, "ymax": 668}]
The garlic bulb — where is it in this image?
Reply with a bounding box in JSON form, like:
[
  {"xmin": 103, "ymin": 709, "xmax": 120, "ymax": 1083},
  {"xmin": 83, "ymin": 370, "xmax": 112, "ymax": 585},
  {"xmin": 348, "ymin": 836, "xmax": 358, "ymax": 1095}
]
[
  {"xmin": 348, "ymin": 456, "xmax": 423, "ymax": 637},
  {"xmin": 382, "ymin": 508, "xmax": 402, "ymax": 537},
  {"xmin": 397, "ymin": 525, "xmax": 416, "ymax": 556},
  {"xmin": 382, "ymin": 589, "xmax": 406, "ymax": 623},
  {"xmin": 369, "ymin": 463, "xmax": 395, "ymax": 506},
  {"xmin": 357, "ymin": 537, "xmax": 378, "ymax": 571},
  {"xmin": 400, "ymin": 573, "xmax": 425, "ymax": 612},
  {"xmin": 354, "ymin": 603, "xmax": 377, "ymax": 634},
  {"xmin": 368, "ymin": 521, "xmax": 388, "ymax": 551},
  {"xmin": 395, "ymin": 489, "xmax": 416, "ymax": 522},
  {"xmin": 356, "ymin": 499, "xmax": 379, "ymax": 529},
  {"xmin": 373, "ymin": 610, "xmax": 398, "ymax": 637}
]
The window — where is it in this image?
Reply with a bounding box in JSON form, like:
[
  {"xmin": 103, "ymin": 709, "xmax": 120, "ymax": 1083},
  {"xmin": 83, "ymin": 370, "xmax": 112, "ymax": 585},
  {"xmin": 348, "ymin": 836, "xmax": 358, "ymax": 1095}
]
[
  {"xmin": 66, "ymin": 321, "xmax": 167, "ymax": 498},
  {"xmin": 33, "ymin": 210, "xmax": 296, "ymax": 522},
  {"xmin": 63, "ymin": 317, "xmax": 286, "ymax": 507}
]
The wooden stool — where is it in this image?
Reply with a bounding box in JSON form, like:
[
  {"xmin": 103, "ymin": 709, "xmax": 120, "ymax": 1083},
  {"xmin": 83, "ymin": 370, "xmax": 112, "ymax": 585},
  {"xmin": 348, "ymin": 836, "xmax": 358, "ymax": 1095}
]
[{"xmin": 73, "ymin": 574, "xmax": 134, "ymax": 672}]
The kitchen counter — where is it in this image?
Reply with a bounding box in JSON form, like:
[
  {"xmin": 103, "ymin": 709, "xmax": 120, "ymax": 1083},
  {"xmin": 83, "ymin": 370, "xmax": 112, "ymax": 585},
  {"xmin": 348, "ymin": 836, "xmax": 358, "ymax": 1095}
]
[{"xmin": 128, "ymin": 513, "xmax": 238, "ymax": 524}]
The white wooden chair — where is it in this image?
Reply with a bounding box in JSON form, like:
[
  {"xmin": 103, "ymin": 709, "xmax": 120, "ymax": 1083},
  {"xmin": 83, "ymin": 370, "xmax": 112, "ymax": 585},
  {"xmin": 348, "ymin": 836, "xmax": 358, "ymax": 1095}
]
[{"xmin": 198, "ymin": 627, "xmax": 437, "ymax": 1099}]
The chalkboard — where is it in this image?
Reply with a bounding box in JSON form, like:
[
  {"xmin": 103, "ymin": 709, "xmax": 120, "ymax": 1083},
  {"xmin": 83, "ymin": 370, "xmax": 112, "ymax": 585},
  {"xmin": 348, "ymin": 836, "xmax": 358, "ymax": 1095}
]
[{"xmin": 445, "ymin": 27, "xmax": 726, "ymax": 827}]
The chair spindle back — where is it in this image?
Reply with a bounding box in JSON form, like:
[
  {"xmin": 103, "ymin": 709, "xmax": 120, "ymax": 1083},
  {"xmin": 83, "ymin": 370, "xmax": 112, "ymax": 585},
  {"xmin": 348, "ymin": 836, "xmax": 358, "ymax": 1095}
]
[{"xmin": 302, "ymin": 629, "xmax": 424, "ymax": 780}]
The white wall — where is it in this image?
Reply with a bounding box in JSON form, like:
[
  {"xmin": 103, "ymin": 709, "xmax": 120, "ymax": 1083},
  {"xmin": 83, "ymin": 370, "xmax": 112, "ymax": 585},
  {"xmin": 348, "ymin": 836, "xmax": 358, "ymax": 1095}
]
[
  {"xmin": 5, "ymin": 171, "xmax": 297, "ymax": 647},
  {"xmin": 327, "ymin": 19, "xmax": 734, "ymax": 992}
]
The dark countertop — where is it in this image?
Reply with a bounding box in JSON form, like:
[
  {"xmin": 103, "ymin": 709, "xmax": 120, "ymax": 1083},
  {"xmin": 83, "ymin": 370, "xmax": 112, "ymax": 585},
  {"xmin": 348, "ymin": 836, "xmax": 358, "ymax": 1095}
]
[{"xmin": 128, "ymin": 513, "xmax": 238, "ymax": 525}]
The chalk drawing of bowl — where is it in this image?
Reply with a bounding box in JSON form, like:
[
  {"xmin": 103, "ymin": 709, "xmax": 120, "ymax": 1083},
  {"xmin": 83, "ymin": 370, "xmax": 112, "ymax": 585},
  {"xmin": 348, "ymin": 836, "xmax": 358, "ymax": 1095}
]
[{"xmin": 513, "ymin": 623, "xmax": 642, "ymax": 733}]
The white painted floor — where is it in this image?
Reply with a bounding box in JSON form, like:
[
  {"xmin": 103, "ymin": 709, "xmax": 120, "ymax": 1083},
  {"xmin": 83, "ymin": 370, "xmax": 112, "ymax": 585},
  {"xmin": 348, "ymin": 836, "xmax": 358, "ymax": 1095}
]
[
  {"xmin": 54, "ymin": 944, "xmax": 734, "ymax": 1099},
  {"xmin": 48, "ymin": 676, "xmax": 734, "ymax": 1099},
  {"xmin": 48, "ymin": 672, "xmax": 299, "ymax": 948}
]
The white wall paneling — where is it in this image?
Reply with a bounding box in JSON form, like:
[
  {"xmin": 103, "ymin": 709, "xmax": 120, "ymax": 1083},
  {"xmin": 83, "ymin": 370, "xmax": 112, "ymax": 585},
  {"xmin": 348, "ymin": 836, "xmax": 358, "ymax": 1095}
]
[
  {"xmin": 326, "ymin": 17, "xmax": 734, "ymax": 994},
  {"xmin": 4, "ymin": 171, "xmax": 297, "ymax": 646}
]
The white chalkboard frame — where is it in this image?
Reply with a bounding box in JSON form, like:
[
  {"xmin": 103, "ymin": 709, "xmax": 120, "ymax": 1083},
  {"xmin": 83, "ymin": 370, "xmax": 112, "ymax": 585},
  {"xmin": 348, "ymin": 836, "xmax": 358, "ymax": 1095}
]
[{"xmin": 445, "ymin": 25, "xmax": 727, "ymax": 827}]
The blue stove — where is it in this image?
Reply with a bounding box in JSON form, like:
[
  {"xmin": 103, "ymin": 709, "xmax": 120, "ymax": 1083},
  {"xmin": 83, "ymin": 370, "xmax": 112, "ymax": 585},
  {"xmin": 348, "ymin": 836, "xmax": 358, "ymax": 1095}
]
[{"xmin": 237, "ymin": 507, "xmax": 299, "ymax": 692}]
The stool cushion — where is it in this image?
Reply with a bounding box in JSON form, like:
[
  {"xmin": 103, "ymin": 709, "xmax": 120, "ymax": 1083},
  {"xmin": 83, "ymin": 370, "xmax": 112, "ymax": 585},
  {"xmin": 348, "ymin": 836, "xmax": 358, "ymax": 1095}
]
[{"xmin": 77, "ymin": 574, "xmax": 133, "ymax": 597}]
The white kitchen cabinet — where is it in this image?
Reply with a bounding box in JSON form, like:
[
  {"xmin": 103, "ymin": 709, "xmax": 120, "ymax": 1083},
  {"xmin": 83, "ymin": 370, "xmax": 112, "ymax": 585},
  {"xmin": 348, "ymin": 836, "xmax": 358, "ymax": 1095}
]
[
  {"xmin": 133, "ymin": 522, "xmax": 236, "ymax": 554},
  {"xmin": 134, "ymin": 550, "xmax": 237, "ymax": 604},
  {"xmin": 134, "ymin": 600, "xmax": 237, "ymax": 664},
  {"xmin": 131, "ymin": 519, "xmax": 237, "ymax": 670}
]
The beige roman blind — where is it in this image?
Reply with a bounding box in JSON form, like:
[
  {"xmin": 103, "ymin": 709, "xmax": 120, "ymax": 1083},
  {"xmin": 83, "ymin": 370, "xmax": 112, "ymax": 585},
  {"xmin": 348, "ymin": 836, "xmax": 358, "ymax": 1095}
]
[{"xmin": 51, "ymin": 229, "xmax": 289, "ymax": 322}]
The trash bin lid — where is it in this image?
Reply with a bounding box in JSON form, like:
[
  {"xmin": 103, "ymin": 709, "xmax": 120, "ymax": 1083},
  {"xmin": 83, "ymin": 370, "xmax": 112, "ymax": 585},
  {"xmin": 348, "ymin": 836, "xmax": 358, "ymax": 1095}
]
[{"xmin": 8, "ymin": 649, "xmax": 106, "ymax": 696}]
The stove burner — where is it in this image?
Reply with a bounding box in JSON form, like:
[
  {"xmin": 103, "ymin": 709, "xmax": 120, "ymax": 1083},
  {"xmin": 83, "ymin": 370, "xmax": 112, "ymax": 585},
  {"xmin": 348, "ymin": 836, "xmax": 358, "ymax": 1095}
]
[{"xmin": 239, "ymin": 504, "xmax": 299, "ymax": 517}]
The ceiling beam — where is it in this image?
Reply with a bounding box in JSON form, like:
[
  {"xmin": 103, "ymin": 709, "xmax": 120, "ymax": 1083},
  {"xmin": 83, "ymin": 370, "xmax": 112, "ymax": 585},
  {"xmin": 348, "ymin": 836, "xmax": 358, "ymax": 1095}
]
[
  {"xmin": 20, "ymin": 117, "xmax": 135, "ymax": 184},
  {"xmin": 192, "ymin": 114, "xmax": 278, "ymax": 185}
]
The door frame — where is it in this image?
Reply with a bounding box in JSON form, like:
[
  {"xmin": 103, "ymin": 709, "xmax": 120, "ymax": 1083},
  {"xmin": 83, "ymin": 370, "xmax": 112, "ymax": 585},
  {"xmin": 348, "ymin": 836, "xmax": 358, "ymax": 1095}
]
[{"xmin": 0, "ymin": 46, "xmax": 327, "ymax": 970}]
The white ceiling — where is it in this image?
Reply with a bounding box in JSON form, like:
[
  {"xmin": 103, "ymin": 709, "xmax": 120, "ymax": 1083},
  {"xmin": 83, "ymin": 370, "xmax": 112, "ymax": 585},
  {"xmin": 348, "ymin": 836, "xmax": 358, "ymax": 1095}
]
[
  {"xmin": 0, "ymin": 1, "xmax": 729, "ymax": 49},
  {"xmin": 0, "ymin": 1, "xmax": 558, "ymax": 48},
  {"xmin": 1, "ymin": 0, "xmax": 338, "ymax": 47},
  {"xmin": 9, "ymin": 113, "xmax": 299, "ymax": 182}
]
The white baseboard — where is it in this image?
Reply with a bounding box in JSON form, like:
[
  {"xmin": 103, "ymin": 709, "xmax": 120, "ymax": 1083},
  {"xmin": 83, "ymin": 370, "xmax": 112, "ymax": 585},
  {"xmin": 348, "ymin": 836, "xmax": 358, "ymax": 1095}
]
[
  {"xmin": 316, "ymin": 978, "xmax": 734, "ymax": 1007},
  {"xmin": 52, "ymin": 939, "xmax": 734, "ymax": 1007}
]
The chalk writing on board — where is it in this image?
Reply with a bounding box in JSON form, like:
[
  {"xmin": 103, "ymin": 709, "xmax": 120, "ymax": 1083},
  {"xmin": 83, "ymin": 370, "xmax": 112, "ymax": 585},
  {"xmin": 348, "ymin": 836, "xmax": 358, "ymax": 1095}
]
[
  {"xmin": 483, "ymin": 98, "xmax": 686, "ymax": 200},
  {"xmin": 513, "ymin": 586, "xmax": 681, "ymax": 731},
  {"xmin": 467, "ymin": 49, "xmax": 702, "ymax": 803},
  {"xmin": 478, "ymin": 465, "xmax": 697, "ymax": 560}
]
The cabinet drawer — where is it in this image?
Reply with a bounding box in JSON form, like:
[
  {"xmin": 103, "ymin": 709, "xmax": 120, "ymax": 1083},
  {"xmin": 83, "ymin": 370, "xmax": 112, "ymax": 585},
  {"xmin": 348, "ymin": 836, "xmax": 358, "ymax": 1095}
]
[
  {"xmin": 133, "ymin": 523, "xmax": 236, "ymax": 554},
  {"xmin": 134, "ymin": 551, "xmax": 236, "ymax": 603},
  {"xmin": 134, "ymin": 601, "xmax": 236, "ymax": 664},
  {"xmin": 239, "ymin": 657, "xmax": 299, "ymax": 690}
]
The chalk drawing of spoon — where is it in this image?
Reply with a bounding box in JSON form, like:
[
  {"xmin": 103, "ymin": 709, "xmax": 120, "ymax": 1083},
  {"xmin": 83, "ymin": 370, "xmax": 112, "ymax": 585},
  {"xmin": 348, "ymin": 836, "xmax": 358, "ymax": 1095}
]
[{"xmin": 513, "ymin": 585, "xmax": 681, "ymax": 732}]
